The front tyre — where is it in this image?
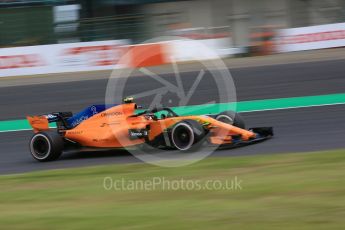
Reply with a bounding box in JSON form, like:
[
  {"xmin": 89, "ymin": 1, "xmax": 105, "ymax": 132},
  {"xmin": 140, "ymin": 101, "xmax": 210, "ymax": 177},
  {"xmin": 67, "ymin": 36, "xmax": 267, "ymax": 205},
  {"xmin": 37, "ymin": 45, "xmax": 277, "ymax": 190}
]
[
  {"xmin": 216, "ymin": 111, "xmax": 245, "ymax": 129},
  {"xmin": 171, "ymin": 120, "xmax": 205, "ymax": 151},
  {"xmin": 29, "ymin": 131, "xmax": 64, "ymax": 162}
]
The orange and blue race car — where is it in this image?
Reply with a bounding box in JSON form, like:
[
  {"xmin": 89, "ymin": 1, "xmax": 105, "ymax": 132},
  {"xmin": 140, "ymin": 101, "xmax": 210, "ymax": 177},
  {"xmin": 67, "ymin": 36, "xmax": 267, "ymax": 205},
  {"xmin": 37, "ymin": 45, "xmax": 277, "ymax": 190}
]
[{"xmin": 27, "ymin": 98, "xmax": 273, "ymax": 162}]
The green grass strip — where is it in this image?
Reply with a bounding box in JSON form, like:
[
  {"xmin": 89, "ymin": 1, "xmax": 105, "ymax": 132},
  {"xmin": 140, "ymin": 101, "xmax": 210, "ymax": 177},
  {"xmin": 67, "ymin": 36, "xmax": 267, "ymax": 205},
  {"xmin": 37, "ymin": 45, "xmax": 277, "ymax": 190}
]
[{"xmin": 0, "ymin": 149, "xmax": 344, "ymax": 229}]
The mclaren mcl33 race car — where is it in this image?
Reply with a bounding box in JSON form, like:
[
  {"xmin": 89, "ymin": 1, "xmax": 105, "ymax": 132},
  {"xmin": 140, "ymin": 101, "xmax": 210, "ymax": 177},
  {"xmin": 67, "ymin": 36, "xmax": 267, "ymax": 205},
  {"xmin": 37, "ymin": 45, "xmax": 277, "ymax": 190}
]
[{"xmin": 27, "ymin": 98, "xmax": 273, "ymax": 162}]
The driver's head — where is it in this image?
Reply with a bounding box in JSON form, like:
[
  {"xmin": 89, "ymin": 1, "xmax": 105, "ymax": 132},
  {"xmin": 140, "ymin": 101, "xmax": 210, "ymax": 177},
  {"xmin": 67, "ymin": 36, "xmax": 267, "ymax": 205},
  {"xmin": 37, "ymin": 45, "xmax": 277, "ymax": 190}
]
[{"xmin": 161, "ymin": 114, "xmax": 166, "ymax": 119}]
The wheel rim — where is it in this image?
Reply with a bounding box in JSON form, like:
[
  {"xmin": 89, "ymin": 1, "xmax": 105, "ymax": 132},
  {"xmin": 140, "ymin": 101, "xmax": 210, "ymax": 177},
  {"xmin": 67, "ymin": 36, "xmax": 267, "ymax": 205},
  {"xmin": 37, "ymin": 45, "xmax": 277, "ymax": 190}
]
[
  {"xmin": 172, "ymin": 123, "xmax": 194, "ymax": 151},
  {"xmin": 30, "ymin": 134, "xmax": 51, "ymax": 160},
  {"xmin": 216, "ymin": 115, "xmax": 234, "ymax": 124}
]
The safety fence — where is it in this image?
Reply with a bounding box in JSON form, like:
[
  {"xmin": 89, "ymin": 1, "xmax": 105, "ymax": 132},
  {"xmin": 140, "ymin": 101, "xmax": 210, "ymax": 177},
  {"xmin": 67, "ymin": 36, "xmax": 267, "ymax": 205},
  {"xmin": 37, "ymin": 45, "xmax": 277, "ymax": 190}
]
[{"xmin": 1, "ymin": 22, "xmax": 345, "ymax": 78}]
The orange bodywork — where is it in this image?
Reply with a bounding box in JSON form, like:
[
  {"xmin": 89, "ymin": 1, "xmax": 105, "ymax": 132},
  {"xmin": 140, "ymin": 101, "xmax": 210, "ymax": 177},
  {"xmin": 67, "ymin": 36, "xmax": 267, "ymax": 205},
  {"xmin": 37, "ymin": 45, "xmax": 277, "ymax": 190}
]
[{"xmin": 28, "ymin": 103, "xmax": 256, "ymax": 148}]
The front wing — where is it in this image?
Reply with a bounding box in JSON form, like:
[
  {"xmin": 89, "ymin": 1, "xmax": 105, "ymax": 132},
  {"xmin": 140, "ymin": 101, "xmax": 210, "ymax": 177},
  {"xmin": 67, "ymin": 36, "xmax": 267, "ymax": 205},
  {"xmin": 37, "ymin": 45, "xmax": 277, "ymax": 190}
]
[{"xmin": 217, "ymin": 127, "xmax": 274, "ymax": 149}]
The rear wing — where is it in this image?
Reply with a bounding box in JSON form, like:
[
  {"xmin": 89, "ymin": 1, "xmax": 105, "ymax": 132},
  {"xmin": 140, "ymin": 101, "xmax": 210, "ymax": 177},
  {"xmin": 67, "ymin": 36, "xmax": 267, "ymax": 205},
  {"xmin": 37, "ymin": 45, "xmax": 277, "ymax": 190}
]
[
  {"xmin": 27, "ymin": 115, "xmax": 50, "ymax": 133},
  {"xmin": 26, "ymin": 105, "xmax": 112, "ymax": 132},
  {"xmin": 27, "ymin": 112, "xmax": 72, "ymax": 133}
]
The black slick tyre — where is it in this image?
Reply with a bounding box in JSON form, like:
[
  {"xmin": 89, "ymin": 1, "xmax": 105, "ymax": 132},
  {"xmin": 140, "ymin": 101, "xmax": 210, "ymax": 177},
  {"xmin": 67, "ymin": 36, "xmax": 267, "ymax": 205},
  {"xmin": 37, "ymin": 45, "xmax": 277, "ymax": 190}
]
[
  {"xmin": 171, "ymin": 119, "xmax": 205, "ymax": 151},
  {"xmin": 215, "ymin": 111, "xmax": 245, "ymax": 129},
  {"xmin": 29, "ymin": 131, "xmax": 64, "ymax": 162}
]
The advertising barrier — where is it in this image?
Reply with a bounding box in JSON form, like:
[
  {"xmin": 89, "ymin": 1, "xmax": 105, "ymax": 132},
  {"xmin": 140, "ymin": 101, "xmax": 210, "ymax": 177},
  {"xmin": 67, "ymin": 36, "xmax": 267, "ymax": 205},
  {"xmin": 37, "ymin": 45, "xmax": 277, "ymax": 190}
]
[
  {"xmin": 276, "ymin": 22, "xmax": 345, "ymax": 52},
  {"xmin": 0, "ymin": 40, "xmax": 129, "ymax": 77},
  {"xmin": 0, "ymin": 38, "xmax": 232, "ymax": 78}
]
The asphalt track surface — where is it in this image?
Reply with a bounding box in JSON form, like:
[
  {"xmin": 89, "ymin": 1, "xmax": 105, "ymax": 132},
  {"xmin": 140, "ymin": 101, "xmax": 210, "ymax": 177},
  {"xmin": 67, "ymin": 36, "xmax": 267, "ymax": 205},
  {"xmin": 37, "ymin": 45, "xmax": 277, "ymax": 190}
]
[
  {"xmin": 1, "ymin": 59, "xmax": 345, "ymax": 120},
  {"xmin": 0, "ymin": 59, "xmax": 345, "ymax": 174}
]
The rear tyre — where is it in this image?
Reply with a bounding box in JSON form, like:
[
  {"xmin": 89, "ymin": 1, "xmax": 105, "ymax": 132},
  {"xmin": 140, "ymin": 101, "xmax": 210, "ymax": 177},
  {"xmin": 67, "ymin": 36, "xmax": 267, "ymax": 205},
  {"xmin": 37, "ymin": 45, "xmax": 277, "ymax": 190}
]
[
  {"xmin": 29, "ymin": 131, "xmax": 64, "ymax": 162},
  {"xmin": 216, "ymin": 111, "xmax": 245, "ymax": 129},
  {"xmin": 171, "ymin": 120, "xmax": 205, "ymax": 151}
]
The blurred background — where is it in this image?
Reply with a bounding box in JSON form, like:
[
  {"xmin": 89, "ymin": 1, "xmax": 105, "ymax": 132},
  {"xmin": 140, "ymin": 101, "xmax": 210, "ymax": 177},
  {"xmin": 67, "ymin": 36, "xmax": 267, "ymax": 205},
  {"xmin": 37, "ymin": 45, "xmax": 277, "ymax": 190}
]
[{"xmin": 1, "ymin": 0, "xmax": 345, "ymax": 55}]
